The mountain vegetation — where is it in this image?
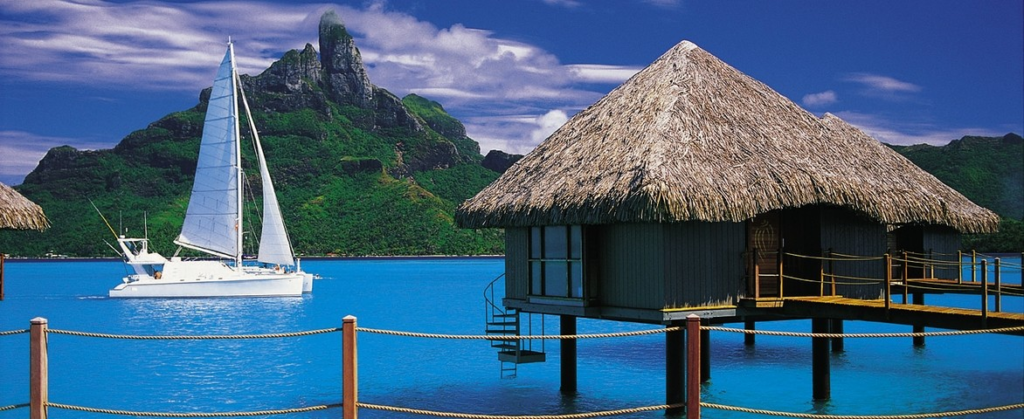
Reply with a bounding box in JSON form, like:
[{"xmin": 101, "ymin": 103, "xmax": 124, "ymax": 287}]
[
  {"xmin": 0, "ymin": 11, "xmax": 505, "ymax": 258},
  {"xmin": 1, "ymin": 10, "xmax": 1020, "ymax": 257},
  {"xmin": 890, "ymin": 133, "xmax": 1023, "ymax": 252}
]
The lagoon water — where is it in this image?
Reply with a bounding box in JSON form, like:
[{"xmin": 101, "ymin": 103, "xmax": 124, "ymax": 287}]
[{"xmin": 1, "ymin": 257, "xmax": 1021, "ymax": 418}]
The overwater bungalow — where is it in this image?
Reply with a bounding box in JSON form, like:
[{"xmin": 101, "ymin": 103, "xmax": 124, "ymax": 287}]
[
  {"xmin": 1, "ymin": 181, "xmax": 50, "ymax": 300},
  {"xmin": 456, "ymin": 40, "xmax": 998, "ymax": 325}
]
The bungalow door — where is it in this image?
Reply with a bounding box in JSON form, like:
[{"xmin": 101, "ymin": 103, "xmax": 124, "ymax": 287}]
[{"xmin": 747, "ymin": 211, "xmax": 781, "ymax": 297}]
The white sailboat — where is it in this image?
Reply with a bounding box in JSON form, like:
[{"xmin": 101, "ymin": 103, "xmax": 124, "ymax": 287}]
[{"xmin": 110, "ymin": 41, "xmax": 314, "ymax": 298}]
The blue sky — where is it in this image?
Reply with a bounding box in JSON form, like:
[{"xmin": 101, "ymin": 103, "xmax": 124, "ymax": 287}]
[{"xmin": 1, "ymin": 0, "xmax": 1021, "ymax": 186}]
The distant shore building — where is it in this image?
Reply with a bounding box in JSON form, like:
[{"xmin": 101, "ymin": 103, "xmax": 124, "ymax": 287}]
[{"xmin": 456, "ymin": 40, "xmax": 998, "ymax": 324}]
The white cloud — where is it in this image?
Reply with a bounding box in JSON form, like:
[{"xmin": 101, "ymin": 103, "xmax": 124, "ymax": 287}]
[
  {"xmin": 802, "ymin": 90, "xmax": 838, "ymax": 107},
  {"xmin": 568, "ymin": 64, "xmax": 642, "ymax": 83},
  {"xmin": 833, "ymin": 111, "xmax": 1006, "ymax": 146},
  {"xmin": 843, "ymin": 73, "xmax": 922, "ymax": 100},
  {"xmin": 531, "ymin": 110, "xmax": 570, "ymax": 143}
]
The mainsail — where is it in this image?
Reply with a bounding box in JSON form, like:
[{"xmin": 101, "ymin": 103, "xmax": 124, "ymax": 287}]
[{"xmin": 175, "ymin": 45, "xmax": 241, "ymax": 260}]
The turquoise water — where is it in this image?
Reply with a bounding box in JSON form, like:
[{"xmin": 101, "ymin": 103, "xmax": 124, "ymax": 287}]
[{"xmin": 1, "ymin": 257, "xmax": 1021, "ymax": 418}]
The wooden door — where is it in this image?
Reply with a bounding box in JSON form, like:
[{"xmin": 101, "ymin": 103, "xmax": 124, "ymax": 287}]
[{"xmin": 748, "ymin": 212, "xmax": 781, "ymax": 297}]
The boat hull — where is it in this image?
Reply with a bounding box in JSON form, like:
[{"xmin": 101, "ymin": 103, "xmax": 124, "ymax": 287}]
[{"xmin": 109, "ymin": 260, "xmax": 305, "ymax": 298}]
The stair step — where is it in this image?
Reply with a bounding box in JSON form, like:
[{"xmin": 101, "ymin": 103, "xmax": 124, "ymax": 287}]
[
  {"xmin": 492, "ymin": 313, "xmax": 518, "ymax": 318},
  {"xmin": 498, "ymin": 350, "xmax": 547, "ymax": 364},
  {"xmin": 486, "ymin": 328, "xmax": 518, "ymax": 334},
  {"xmin": 487, "ymin": 321, "xmax": 517, "ymax": 326}
]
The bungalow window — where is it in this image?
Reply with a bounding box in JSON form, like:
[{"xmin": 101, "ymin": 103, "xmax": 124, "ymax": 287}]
[{"xmin": 529, "ymin": 225, "xmax": 583, "ymax": 298}]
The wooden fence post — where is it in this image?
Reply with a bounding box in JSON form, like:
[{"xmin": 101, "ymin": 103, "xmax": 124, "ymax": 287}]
[
  {"xmin": 777, "ymin": 248, "xmax": 784, "ymax": 298},
  {"xmin": 883, "ymin": 254, "xmax": 891, "ymax": 315},
  {"xmin": 994, "ymin": 258, "xmax": 1001, "ymax": 313},
  {"xmin": 980, "ymin": 260, "xmax": 988, "ymax": 323},
  {"xmin": 30, "ymin": 317, "xmax": 48, "ymax": 419},
  {"xmin": 343, "ymin": 316, "xmax": 358, "ymax": 419},
  {"xmin": 686, "ymin": 314, "xmax": 701, "ymax": 419}
]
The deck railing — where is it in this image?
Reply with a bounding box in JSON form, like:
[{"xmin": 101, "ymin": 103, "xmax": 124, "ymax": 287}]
[{"xmin": 748, "ymin": 249, "xmax": 1022, "ymax": 314}]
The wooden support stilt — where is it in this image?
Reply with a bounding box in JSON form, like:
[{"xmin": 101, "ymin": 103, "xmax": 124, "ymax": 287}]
[
  {"xmin": 700, "ymin": 327, "xmax": 710, "ymax": 383},
  {"xmin": 812, "ymin": 318, "xmax": 830, "ymax": 401},
  {"xmin": 343, "ymin": 316, "xmax": 358, "ymax": 419},
  {"xmin": 686, "ymin": 315, "xmax": 701, "ymax": 419},
  {"xmin": 743, "ymin": 321, "xmax": 755, "ymax": 346},
  {"xmin": 666, "ymin": 322, "xmax": 684, "ymax": 416},
  {"xmin": 560, "ymin": 315, "xmax": 577, "ymax": 394},
  {"xmin": 829, "ymin": 318, "xmax": 843, "ymax": 352},
  {"xmin": 30, "ymin": 317, "xmax": 48, "ymax": 419},
  {"xmin": 912, "ymin": 293, "xmax": 925, "ymax": 347}
]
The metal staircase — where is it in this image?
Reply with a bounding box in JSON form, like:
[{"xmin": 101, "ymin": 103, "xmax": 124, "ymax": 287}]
[{"xmin": 484, "ymin": 274, "xmax": 545, "ymax": 378}]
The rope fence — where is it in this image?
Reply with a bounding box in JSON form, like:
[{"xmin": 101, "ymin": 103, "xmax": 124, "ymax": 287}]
[{"xmin": 7, "ymin": 312, "xmax": 1023, "ymax": 419}]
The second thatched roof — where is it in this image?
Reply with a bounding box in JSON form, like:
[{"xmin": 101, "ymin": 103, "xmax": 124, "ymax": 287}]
[
  {"xmin": 0, "ymin": 182, "xmax": 50, "ymax": 231},
  {"xmin": 456, "ymin": 40, "xmax": 998, "ymax": 233}
]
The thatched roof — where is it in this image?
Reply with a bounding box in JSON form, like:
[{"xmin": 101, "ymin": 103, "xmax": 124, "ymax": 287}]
[
  {"xmin": 0, "ymin": 182, "xmax": 50, "ymax": 231},
  {"xmin": 456, "ymin": 40, "xmax": 999, "ymax": 233}
]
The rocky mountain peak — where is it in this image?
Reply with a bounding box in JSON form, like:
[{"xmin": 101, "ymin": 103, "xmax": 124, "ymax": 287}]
[{"xmin": 319, "ymin": 10, "xmax": 374, "ymax": 108}]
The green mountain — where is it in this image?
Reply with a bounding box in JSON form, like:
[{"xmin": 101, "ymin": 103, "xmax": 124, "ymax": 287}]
[
  {"xmin": 890, "ymin": 133, "xmax": 1023, "ymax": 252},
  {"xmin": 0, "ymin": 11, "xmax": 505, "ymax": 257},
  {"xmin": 890, "ymin": 133, "xmax": 1023, "ymax": 220}
]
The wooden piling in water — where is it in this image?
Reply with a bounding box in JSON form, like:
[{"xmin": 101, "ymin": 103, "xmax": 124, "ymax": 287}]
[
  {"xmin": 666, "ymin": 322, "xmax": 684, "ymax": 416},
  {"xmin": 560, "ymin": 315, "xmax": 577, "ymax": 394},
  {"xmin": 743, "ymin": 321, "xmax": 755, "ymax": 346},
  {"xmin": 686, "ymin": 315, "xmax": 701, "ymax": 419},
  {"xmin": 30, "ymin": 317, "xmax": 48, "ymax": 419},
  {"xmin": 912, "ymin": 293, "xmax": 925, "ymax": 347},
  {"xmin": 829, "ymin": 319, "xmax": 844, "ymax": 352},
  {"xmin": 811, "ymin": 318, "xmax": 830, "ymax": 401},
  {"xmin": 700, "ymin": 327, "xmax": 710, "ymax": 383},
  {"xmin": 343, "ymin": 316, "xmax": 358, "ymax": 419}
]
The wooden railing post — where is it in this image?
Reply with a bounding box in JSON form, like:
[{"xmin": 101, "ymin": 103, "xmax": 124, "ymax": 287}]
[
  {"xmin": 980, "ymin": 260, "xmax": 988, "ymax": 322},
  {"xmin": 901, "ymin": 251, "xmax": 909, "ymax": 304},
  {"xmin": 883, "ymin": 254, "xmax": 891, "ymax": 315},
  {"xmin": 30, "ymin": 317, "xmax": 48, "ymax": 419},
  {"xmin": 957, "ymin": 250, "xmax": 963, "ymax": 284},
  {"xmin": 828, "ymin": 249, "xmax": 836, "ymax": 296},
  {"xmin": 753, "ymin": 248, "xmax": 761, "ymax": 299},
  {"xmin": 994, "ymin": 258, "xmax": 1001, "ymax": 313},
  {"xmin": 686, "ymin": 314, "xmax": 701, "ymax": 419},
  {"xmin": 777, "ymin": 247, "xmax": 784, "ymax": 298},
  {"xmin": 343, "ymin": 316, "xmax": 358, "ymax": 419},
  {"xmin": 971, "ymin": 251, "xmax": 977, "ymax": 283}
]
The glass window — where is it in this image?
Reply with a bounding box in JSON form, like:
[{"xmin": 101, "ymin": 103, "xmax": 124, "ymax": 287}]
[
  {"xmin": 544, "ymin": 226, "xmax": 567, "ymax": 259},
  {"xmin": 528, "ymin": 225, "xmax": 584, "ymax": 299},
  {"xmin": 544, "ymin": 261, "xmax": 568, "ymax": 297}
]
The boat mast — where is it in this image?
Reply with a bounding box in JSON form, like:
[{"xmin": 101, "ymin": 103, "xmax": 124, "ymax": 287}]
[{"xmin": 228, "ymin": 40, "xmax": 244, "ymax": 268}]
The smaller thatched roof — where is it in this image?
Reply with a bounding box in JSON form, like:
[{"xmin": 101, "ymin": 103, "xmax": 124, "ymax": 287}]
[
  {"xmin": 455, "ymin": 40, "xmax": 999, "ymax": 233},
  {"xmin": 0, "ymin": 182, "xmax": 50, "ymax": 231}
]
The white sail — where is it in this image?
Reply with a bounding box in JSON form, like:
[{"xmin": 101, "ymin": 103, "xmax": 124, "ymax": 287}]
[
  {"xmin": 175, "ymin": 45, "xmax": 241, "ymax": 260},
  {"xmin": 237, "ymin": 82, "xmax": 295, "ymax": 266}
]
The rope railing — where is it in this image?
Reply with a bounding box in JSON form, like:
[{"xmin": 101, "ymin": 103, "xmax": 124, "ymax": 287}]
[
  {"xmin": 358, "ymin": 402, "xmax": 685, "ymax": 419},
  {"xmin": 14, "ymin": 315, "xmax": 1024, "ymax": 419},
  {"xmin": 0, "ymin": 328, "xmax": 28, "ymax": 336},
  {"xmin": 701, "ymin": 401, "xmax": 1024, "ymax": 419},
  {"xmin": 47, "ymin": 327, "xmax": 340, "ymax": 340},
  {"xmin": 357, "ymin": 326, "xmax": 680, "ymax": 340},
  {"xmin": 45, "ymin": 402, "xmax": 341, "ymax": 417},
  {"xmin": 703, "ymin": 325, "xmax": 1024, "ymax": 338}
]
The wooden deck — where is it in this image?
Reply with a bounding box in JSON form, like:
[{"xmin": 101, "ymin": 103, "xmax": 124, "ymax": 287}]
[{"xmin": 741, "ymin": 296, "xmax": 1024, "ymax": 335}]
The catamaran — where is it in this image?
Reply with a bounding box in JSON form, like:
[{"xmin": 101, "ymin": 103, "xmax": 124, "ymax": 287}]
[{"xmin": 110, "ymin": 41, "xmax": 314, "ymax": 298}]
